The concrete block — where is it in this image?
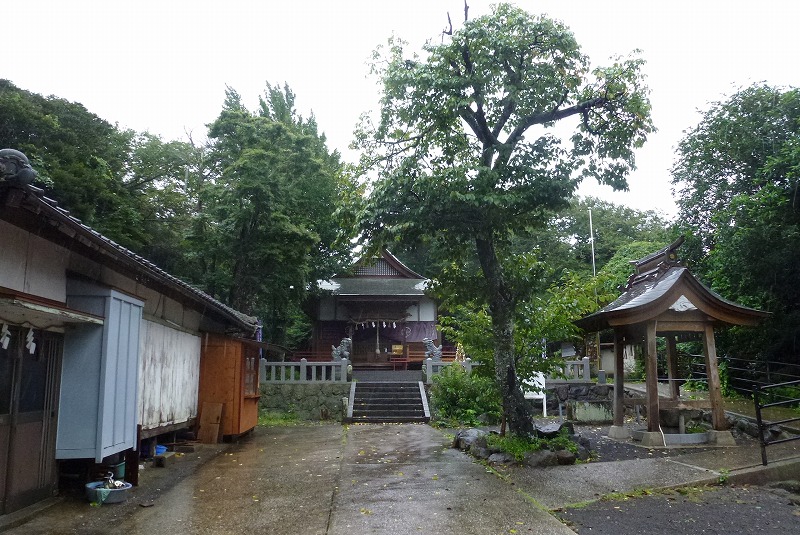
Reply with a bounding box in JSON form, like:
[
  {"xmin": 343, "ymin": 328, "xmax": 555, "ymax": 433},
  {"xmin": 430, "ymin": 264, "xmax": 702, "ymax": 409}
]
[
  {"xmin": 568, "ymin": 401, "xmax": 613, "ymax": 424},
  {"xmin": 707, "ymin": 429, "xmax": 737, "ymax": 446},
  {"xmin": 155, "ymin": 451, "xmax": 176, "ymax": 467},
  {"xmin": 608, "ymin": 425, "xmax": 631, "ymax": 439}
]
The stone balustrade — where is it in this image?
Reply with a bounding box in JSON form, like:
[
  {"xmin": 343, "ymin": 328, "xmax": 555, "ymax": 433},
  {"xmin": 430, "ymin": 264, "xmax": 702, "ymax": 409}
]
[{"xmin": 260, "ymin": 358, "xmax": 351, "ymax": 384}]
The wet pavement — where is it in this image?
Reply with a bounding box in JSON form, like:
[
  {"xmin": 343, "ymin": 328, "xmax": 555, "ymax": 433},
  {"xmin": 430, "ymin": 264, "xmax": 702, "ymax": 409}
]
[
  {"xmin": 3, "ymin": 421, "xmax": 799, "ymax": 534},
  {"xmin": 3, "ymin": 424, "xmax": 573, "ymax": 535}
]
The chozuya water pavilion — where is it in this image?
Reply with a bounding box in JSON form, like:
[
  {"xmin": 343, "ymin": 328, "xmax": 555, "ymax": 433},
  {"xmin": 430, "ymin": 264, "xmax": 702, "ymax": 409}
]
[{"xmin": 575, "ymin": 237, "xmax": 769, "ymax": 446}]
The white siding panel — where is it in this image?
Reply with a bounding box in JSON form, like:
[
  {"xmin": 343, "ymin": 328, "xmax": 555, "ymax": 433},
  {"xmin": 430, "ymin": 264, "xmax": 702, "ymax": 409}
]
[
  {"xmin": 138, "ymin": 320, "xmax": 201, "ymax": 431},
  {"xmin": 0, "ymin": 221, "xmax": 28, "ymax": 291},
  {"xmin": 417, "ymin": 299, "xmax": 437, "ymax": 321},
  {"xmin": 0, "ymin": 221, "xmax": 67, "ymax": 301}
]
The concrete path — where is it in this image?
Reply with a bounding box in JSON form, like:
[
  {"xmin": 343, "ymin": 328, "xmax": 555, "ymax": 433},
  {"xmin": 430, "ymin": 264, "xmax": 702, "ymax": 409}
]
[
  {"xmin": 512, "ymin": 430, "xmax": 800, "ymax": 510},
  {"xmin": 4, "ymin": 424, "xmax": 573, "ymax": 535}
]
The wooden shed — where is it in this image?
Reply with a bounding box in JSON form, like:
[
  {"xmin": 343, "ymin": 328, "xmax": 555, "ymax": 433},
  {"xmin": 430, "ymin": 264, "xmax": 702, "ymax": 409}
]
[
  {"xmin": 197, "ymin": 334, "xmax": 261, "ymax": 440},
  {"xmin": 575, "ymin": 238, "xmax": 769, "ymax": 446}
]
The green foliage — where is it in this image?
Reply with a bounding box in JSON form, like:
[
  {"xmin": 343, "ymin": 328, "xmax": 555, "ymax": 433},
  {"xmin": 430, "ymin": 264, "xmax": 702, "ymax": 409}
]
[
  {"xmin": 487, "ymin": 434, "xmax": 543, "ymax": 462},
  {"xmin": 430, "ymin": 364, "xmax": 501, "ymax": 426},
  {"xmin": 716, "ymin": 361, "xmax": 739, "ymax": 399},
  {"xmin": 0, "ymin": 79, "xmax": 142, "ymax": 248},
  {"xmin": 194, "ymin": 83, "xmax": 356, "ymax": 343},
  {"xmin": 672, "ymin": 84, "xmax": 800, "ymax": 361},
  {"xmin": 597, "ymin": 240, "xmax": 669, "ymax": 294},
  {"xmin": 486, "ymin": 428, "xmax": 578, "ymax": 462},
  {"xmin": 258, "ymin": 409, "xmax": 301, "ymax": 426},
  {"xmin": 522, "ymin": 197, "xmax": 671, "ymax": 281},
  {"xmin": 1, "ymin": 78, "xmax": 358, "ymax": 351},
  {"xmin": 759, "ymin": 385, "xmax": 800, "ymax": 409},
  {"xmin": 357, "ymin": 4, "xmax": 653, "ymax": 436}
]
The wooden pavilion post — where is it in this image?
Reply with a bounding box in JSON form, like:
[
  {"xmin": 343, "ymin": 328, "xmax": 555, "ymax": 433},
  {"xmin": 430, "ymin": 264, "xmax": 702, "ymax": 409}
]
[
  {"xmin": 702, "ymin": 324, "xmax": 736, "ymax": 444},
  {"xmin": 608, "ymin": 328, "xmax": 630, "ymax": 439},
  {"xmin": 666, "ymin": 335, "xmax": 680, "ymax": 400},
  {"xmin": 640, "ymin": 321, "xmax": 665, "ymax": 446},
  {"xmin": 645, "ymin": 322, "xmax": 660, "ymax": 432}
]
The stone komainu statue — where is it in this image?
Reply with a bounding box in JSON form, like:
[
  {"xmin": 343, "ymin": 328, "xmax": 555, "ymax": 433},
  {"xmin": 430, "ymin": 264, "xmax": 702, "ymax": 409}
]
[
  {"xmin": 423, "ymin": 338, "xmax": 442, "ymax": 360},
  {"xmin": 331, "ymin": 337, "xmax": 352, "ymax": 361},
  {"xmin": 0, "ymin": 149, "xmax": 37, "ymax": 185}
]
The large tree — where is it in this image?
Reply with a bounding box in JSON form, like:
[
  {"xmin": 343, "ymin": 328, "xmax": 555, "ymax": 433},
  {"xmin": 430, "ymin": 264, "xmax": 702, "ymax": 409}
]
[
  {"xmin": 0, "ymin": 79, "xmax": 141, "ymax": 247},
  {"xmin": 356, "ymin": 4, "xmax": 653, "ymax": 435},
  {"xmin": 197, "ymin": 84, "xmax": 353, "ymax": 345},
  {"xmin": 672, "ymin": 84, "xmax": 800, "ymax": 360}
]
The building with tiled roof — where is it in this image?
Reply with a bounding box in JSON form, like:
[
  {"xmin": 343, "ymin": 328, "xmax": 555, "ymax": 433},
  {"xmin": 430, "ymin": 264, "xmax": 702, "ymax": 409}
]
[{"xmin": 313, "ymin": 250, "xmax": 439, "ymax": 366}]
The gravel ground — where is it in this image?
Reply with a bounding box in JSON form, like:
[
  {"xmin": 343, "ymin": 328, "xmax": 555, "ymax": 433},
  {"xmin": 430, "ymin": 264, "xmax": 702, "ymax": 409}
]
[
  {"xmin": 555, "ymin": 484, "xmax": 800, "ymax": 534},
  {"xmin": 554, "ymin": 425, "xmax": 800, "ymax": 534},
  {"xmin": 572, "ymin": 424, "xmax": 725, "ymax": 463}
]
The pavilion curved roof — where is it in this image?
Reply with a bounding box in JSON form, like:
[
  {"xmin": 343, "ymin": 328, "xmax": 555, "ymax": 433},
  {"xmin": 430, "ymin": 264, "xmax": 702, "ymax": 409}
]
[{"xmin": 575, "ymin": 239, "xmax": 769, "ymax": 333}]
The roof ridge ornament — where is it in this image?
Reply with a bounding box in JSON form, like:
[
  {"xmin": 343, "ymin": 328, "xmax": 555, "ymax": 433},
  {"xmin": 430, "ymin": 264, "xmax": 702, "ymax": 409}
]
[
  {"xmin": 0, "ymin": 149, "xmax": 37, "ymax": 185},
  {"xmin": 631, "ymin": 236, "xmax": 685, "ymax": 275}
]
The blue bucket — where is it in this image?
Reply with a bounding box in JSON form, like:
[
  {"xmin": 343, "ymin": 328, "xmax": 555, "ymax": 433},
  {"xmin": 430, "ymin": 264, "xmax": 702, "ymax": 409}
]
[{"xmin": 155, "ymin": 445, "xmax": 167, "ymax": 455}]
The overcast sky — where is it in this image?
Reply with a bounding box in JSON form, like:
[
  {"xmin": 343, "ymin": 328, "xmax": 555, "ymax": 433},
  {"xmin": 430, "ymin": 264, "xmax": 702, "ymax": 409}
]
[{"xmin": 6, "ymin": 1, "xmax": 800, "ymax": 218}]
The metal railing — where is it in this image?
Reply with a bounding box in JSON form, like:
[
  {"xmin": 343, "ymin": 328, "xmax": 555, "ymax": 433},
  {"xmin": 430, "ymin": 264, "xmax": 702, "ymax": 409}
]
[
  {"xmin": 752, "ymin": 379, "xmax": 800, "ymax": 465},
  {"xmin": 689, "ymin": 354, "xmax": 800, "ymax": 396},
  {"xmin": 260, "ymin": 358, "xmax": 351, "ymax": 384}
]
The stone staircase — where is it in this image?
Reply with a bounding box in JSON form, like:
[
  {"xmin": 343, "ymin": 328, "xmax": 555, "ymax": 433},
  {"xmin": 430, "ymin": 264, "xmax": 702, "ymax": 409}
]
[{"xmin": 346, "ymin": 381, "xmax": 430, "ymax": 423}]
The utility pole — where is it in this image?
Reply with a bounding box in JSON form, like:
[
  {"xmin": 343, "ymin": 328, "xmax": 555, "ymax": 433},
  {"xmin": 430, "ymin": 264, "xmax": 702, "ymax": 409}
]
[{"xmin": 589, "ymin": 209, "xmax": 600, "ymax": 362}]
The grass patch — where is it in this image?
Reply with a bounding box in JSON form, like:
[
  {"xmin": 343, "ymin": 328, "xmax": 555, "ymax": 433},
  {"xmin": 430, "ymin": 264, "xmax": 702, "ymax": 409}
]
[{"xmin": 258, "ymin": 410, "xmax": 304, "ymax": 426}]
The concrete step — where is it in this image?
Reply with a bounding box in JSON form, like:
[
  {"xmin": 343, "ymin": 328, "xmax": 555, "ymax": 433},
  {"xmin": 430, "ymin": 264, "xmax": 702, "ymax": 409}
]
[
  {"xmin": 353, "ymin": 394, "xmax": 420, "ymax": 404},
  {"xmin": 346, "ymin": 381, "xmax": 430, "ymax": 424},
  {"xmin": 349, "ymin": 415, "xmax": 430, "ymax": 423}
]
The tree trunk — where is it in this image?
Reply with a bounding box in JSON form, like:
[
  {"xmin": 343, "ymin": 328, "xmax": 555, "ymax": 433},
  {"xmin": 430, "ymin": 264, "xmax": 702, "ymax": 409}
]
[{"xmin": 475, "ymin": 236, "xmax": 535, "ymax": 437}]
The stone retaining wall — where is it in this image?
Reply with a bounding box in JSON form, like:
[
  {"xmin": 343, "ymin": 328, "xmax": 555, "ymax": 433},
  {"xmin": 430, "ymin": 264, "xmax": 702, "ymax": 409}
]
[
  {"xmin": 547, "ymin": 382, "xmax": 613, "ymax": 407},
  {"xmin": 260, "ymin": 383, "xmax": 351, "ymax": 421},
  {"xmin": 527, "ymin": 382, "xmax": 615, "ymax": 423}
]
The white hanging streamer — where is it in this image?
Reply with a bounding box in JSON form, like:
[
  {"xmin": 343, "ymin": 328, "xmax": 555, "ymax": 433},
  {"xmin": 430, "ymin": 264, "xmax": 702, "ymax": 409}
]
[
  {"xmin": 0, "ymin": 323, "xmax": 10, "ymax": 350},
  {"xmin": 25, "ymin": 328, "xmax": 36, "ymax": 354}
]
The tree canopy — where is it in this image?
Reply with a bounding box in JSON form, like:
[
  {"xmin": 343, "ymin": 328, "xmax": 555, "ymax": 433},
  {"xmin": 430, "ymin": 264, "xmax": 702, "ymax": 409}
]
[
  {"xmin": 0, "ymin": 79, "xmax": 142, "ymax": 246},
  {"xmin": 356, "ymin": 4, "xmax": 654, "ymax": 435},
  {"xmin": 672, "ymin": 84, "xmax": 800, "ymax": 360},
  {"xmin": 1, "ymin": 79, "xmax": 355, "ymax": 347},
  {"xmin": 194, "ymin": 84, "xmax": 353, "ymax": 345}
]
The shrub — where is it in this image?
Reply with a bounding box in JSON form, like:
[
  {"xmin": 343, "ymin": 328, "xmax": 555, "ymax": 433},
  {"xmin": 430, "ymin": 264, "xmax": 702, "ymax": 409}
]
[
  {"xmin": 430, "ymin": 364, "xmax": 501, "ymax": 426},
  {"xmin": 486, "ymin": 428, "xmax": 578, "ymax": 461}
]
